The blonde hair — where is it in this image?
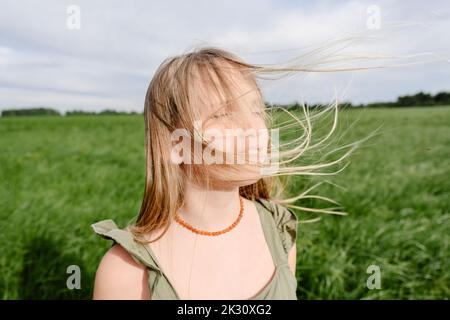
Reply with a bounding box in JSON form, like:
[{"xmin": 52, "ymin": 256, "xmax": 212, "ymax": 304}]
[{"xmin": 130, "ymin": 45, "xmax": 378, "ymax": 244}]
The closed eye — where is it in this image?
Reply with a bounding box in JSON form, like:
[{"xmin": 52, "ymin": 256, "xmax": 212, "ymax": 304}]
[
  {"xmin": 212, "ymin": 113, "xmax": 231, "ymax": 118},
  {"xmin": 211, "ymin": 110, "xmax": 262, "ymax": 119}
]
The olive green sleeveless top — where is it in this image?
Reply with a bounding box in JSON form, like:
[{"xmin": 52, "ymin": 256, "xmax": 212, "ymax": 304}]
[{"xmin": 91, "ymin": 198, "xmax": 298, "ymax": 300}]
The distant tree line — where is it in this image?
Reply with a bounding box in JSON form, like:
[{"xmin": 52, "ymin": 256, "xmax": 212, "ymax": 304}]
[
  {"xmin": 355, "ymin": 91, "xmax": 450, "ymax": 108},
  {"xmin": 269, "ymin": 91, "xmax": 450, "ymax": 110},
  {"xmin": 65, "ymin": 109, "xmax": 140, "ymax": 116},
  {"xmin": 1, "ymin": 108, "xmax": 61, "ymax": 117},
  {"xmin": 1, "ymin": 91, "xmax": 449, "ymax": 117},
  {"xmin": 1, "ymin": 108, "xmax": 141, "ymax": 117}
]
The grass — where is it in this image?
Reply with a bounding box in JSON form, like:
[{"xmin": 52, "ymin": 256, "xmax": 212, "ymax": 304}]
[{"xmin": 0, "ymin": 106, "xmax": 448, "ymax": 299}]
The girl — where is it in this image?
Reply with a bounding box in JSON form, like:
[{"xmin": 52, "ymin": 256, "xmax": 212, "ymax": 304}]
[{"xmin": 91, "ymin": 47, "xmax": 354, "ymax": 300}]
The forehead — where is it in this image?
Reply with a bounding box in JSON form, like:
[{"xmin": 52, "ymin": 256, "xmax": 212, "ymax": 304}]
[{"xmin": 189, "ymin": 60, "xmax": 262, "ymax": 118}]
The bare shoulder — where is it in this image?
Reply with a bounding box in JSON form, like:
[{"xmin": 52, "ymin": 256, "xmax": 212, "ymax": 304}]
[{"xmin": 93, "ymin": 243, "xmax": 150, "ymax": 300}]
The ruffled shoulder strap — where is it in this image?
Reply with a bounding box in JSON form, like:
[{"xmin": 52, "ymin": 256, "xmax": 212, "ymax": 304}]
[
  {"xmin": 91, "ymin": 219, "xmax": 160, "ymax": 272},
  {"xmin": 254, "ymin": 198, "xmax": 299, "ymax": 255},
  {"xmin": 91, "ymin": 219, "xmax": 181, "ymax": 299}
]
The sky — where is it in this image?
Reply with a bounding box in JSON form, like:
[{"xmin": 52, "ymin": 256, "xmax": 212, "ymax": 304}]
[{"xmin": 0, "ymin": 0, "xmax": 449, "ymax": 113}]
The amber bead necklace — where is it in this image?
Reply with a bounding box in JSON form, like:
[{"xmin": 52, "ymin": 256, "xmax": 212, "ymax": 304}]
[{"xmin": 174, "ymin": 196, "xmax": 244, "ymax": 236}]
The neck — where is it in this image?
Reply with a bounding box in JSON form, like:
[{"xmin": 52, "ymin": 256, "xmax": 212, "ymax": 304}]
[{"xmin": 178, "ymin": 181, "xmax": 242, "ymax": 230}]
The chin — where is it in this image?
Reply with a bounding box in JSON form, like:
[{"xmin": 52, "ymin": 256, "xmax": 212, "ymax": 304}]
[{"xmin": 232, "ymin": 171, "xmax": 263, "ymax": 188}]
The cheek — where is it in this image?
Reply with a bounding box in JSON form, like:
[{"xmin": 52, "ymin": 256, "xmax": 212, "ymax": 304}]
[{"xmin": 202, "ymin": 123, "xmax": 228, "ymax": 153}]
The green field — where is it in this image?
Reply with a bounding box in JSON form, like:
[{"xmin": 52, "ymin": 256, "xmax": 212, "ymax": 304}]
[{"xmin": 0, "ymin": 106, "xmax": 449, "ymax": 299}]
